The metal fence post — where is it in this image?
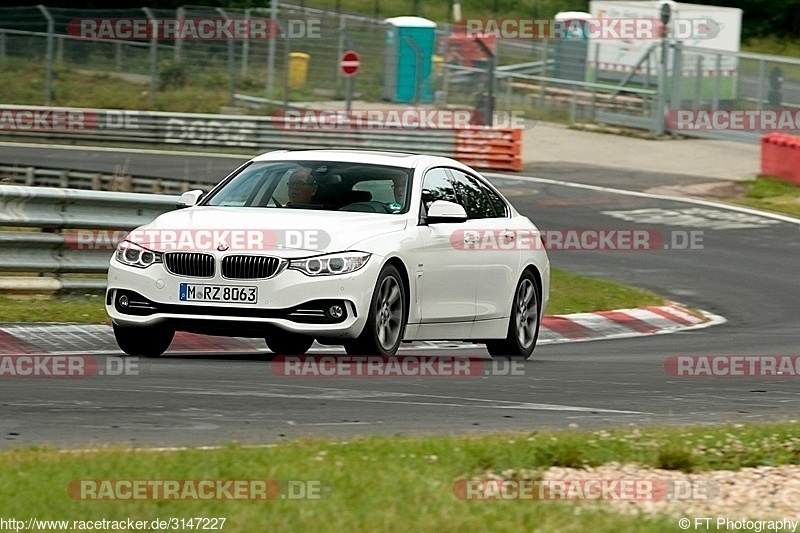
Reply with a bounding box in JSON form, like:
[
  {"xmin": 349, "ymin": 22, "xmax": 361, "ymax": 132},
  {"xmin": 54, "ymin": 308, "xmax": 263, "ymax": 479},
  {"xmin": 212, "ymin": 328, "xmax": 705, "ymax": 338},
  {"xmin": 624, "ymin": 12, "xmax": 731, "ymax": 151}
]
[
  {"xmin": 756, "ymin": 59, "xmax": 766, "ymax": 110},
  {"xmin": 693, "ymin": 55, "xmax": 703, "ymax": 108},
  {"xmin": 283, "ymin": 25, "xmax": 291, "ymax": 109},
  {"xmin": 174, "ymin": 7, "xmax": 184, "ymax": 64},
  {"xmin": 36, "ymin": 5, "xmax": 54, "ymax": 105},
  {"xmin": 217, "ymin": 8, "xmax": 236, "ymax": 107},
  {"xmin": 656, "ymin": 37, "xmax": 667, "ymax": 134},
  {"xmin": 266, "ymin": 0, "xmax": 278, "ymax": 97},
  {"xmin": 142, "ymin": 7, "xmax": 158, "ymax": 107},
  {"xmin": 670, "ymin": 42, "xmax": 683, "ymax": 112},
  {"xmin": 242, "ymin": 9, "xmax": 251, "ymax": 78},
  {"xmin": 539, "ymin": 40, "xmax": 548, "ymax": 107},
  {"xmin": 591, "ymin": 42, "xmax": 600, "ymax": 120},
  {"xmin": 337, "ymin": 14, "xmax": 346, "ymax": 95},
  {"xmin": 0, "ymin": 31, "xmax": 5, "ymax": 62},
  {"xmin": 115, "ymin": 42, "xmax": 123, "ymax": 71},
  {"xmin": 712, "ymin": 53, "xmax": 721, "ymax": 109}
]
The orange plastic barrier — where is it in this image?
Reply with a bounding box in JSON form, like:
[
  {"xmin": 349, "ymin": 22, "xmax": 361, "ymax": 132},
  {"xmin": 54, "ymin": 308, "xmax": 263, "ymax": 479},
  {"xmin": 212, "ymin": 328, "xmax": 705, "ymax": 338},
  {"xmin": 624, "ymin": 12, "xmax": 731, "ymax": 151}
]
[
  {"xmin": 761, "ymin": 133, "xmax": 800, "ymax": 185},
  {"xmin": 454, "ymin": 128, "xmax": 523, "ymax": 172}
]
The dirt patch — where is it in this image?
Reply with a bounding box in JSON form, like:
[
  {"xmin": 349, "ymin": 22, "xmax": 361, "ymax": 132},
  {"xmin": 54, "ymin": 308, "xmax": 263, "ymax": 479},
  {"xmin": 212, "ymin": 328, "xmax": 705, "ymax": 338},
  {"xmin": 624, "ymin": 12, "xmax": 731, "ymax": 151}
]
[{"xmin": 645, "ymin": 180, "xmax": 749, "ymax": 200}]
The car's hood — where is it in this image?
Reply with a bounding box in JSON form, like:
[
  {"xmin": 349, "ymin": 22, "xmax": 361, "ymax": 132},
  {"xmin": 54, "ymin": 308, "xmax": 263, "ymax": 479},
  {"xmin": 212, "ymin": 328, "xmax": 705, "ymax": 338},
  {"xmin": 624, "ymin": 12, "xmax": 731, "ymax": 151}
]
[{"xmin": 129, "ymin": 206, "xmax": 408, "ymax": 255}]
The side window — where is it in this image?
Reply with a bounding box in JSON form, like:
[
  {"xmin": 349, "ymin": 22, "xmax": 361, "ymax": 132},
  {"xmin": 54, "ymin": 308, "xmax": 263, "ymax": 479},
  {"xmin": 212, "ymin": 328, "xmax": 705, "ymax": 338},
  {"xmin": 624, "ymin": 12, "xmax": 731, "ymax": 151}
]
[
  {"xmin": 483, "ymin": 183, "xmax": 508, "ymax": 218},
  {"xmin": 449, "ymin": 169, "xmax": 500, "ymax": 219},
  {"xmin": 420, "ymin": 168, "xmax": 457, "ymax": 213}
]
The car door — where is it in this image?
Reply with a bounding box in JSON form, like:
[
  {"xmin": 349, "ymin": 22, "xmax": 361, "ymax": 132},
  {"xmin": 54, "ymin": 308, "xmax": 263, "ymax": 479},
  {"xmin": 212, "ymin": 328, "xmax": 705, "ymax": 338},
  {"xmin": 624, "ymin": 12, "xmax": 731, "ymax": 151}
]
[
  {"xmin": 448, "ymin": 169, "xmax": 521, "ymax": 322},
  {"xmin": 413, "ymin": 167, "xmax": 478, "ymax": 324}
]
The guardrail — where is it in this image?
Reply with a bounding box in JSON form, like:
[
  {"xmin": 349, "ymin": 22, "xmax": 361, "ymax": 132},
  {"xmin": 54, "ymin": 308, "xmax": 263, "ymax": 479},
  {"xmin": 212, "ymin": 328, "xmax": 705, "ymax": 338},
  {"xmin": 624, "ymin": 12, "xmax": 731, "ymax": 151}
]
[
  {"xmin": 0, "ymin": 184, "xmax": 177, "ymax": 292},
  {"xmin": 0, "ymin": 104, "xmax": 524, "ymax": 172},
  {"xmin": 0, "ymin": 165, "xmax": 211, "ymax": 195}
]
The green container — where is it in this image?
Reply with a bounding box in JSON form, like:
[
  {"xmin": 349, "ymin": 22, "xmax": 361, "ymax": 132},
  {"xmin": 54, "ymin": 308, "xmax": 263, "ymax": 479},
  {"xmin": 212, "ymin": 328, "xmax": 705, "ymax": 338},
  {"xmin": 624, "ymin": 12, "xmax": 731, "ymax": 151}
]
[{"xmin": 383, "ymin": 16, "xmax": 437, "ymax": 103}]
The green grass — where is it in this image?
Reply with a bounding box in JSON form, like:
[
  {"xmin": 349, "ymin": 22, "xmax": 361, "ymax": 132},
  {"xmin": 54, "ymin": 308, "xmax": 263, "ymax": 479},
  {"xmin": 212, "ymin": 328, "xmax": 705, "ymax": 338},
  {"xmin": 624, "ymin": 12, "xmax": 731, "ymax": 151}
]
[
  {"xmin": 0, "ymin": 294, "xmax": 108, "ymax": 323},
  {"xmin": 732, "ymin": 176, "xmax": 800, "ymax": 218},
  {"xmin": 547, "ymin": 269, "xmax": 664, "ymax": 315},
  {"xmin": 0, "ymin": 268, "xmax": 664, "ymax": 323},
  {"xmin": 742, "ymin": 36, "xmax": 800, "ymax": 58},
  {"xmin": 2, "ymin": 421, "xmax": 800, "ymax": 530}
]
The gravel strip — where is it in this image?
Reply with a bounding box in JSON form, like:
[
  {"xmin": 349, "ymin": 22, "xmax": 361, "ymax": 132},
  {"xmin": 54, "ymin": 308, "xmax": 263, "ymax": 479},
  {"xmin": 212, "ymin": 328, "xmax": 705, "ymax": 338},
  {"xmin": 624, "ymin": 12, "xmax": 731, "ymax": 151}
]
[{"xmin": 481, "ymin": 463, "xmax": 800, "ymax": 521}]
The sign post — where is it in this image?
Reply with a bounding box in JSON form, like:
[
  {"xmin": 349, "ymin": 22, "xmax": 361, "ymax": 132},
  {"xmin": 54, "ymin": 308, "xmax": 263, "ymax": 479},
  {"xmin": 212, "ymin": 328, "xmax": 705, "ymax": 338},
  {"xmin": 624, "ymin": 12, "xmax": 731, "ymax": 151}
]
[{"xmin": 340, "ymin": 51, "xmax": 360, "ymax": 114}]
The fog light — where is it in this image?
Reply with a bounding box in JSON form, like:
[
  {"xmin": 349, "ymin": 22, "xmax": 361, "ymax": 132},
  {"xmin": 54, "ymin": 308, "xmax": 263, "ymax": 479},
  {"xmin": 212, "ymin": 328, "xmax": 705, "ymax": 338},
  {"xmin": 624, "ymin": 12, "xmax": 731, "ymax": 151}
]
[
  {"xmin": 327, "ymin": 304, "xmax": 344, "ymax": 319},
  {"xmin": 118, "ymin": 294, "xmax": 129, "ymax": 309}
]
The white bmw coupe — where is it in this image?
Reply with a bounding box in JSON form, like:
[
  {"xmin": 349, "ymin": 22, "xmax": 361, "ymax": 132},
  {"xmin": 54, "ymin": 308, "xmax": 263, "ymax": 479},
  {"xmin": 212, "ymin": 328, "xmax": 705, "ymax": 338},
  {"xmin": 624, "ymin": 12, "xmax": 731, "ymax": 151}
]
[{"xmin": 106, "ymin": 150, "xmax": 549, "ymax": 359}]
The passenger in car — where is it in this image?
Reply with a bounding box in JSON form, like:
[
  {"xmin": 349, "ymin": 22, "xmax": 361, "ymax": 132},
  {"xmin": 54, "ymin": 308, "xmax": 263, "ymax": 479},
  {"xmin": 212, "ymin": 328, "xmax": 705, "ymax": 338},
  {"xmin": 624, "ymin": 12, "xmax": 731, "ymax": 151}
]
[{"xmin": 391, "ymin": 176, "xmax": 407, "ymax": 206}]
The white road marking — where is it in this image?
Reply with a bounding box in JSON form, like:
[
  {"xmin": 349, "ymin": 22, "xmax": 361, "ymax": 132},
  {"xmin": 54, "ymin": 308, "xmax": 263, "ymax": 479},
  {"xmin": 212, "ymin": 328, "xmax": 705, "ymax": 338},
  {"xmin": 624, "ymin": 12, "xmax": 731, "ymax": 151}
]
[
  {"xmin": 64, "ymin": 385, "xmax": 645, "ymax": 414},
  {"xmin": 485, "ymin": 172, "xmax": 800, "ymax": 226}
]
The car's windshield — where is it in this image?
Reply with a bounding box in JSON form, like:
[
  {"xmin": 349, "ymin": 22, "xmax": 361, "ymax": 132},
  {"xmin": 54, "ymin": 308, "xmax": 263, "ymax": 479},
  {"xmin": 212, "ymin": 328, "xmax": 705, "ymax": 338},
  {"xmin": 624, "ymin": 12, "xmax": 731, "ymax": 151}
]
[{"xmin": 204, "ymin": 160, "xmax": 411, "ymax": 214}]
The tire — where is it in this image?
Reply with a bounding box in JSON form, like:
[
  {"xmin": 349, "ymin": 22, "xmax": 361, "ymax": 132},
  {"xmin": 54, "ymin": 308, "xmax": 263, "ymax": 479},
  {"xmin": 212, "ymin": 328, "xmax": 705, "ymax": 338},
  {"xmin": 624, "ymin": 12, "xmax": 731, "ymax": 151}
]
[
  {"xmin": 265, "ymin": 333, "xmax": 314, "ymax": 355},
  {"xmin": 486, "ymin": 270, "xmax": 540, "ymax": 360},
  {"xmin": 113, "ymin": 323, "xmax": 174, "ymax": 358},
  {"xmin": 344, "ymin": 264, "xmax": 406, "ymax": 356}
]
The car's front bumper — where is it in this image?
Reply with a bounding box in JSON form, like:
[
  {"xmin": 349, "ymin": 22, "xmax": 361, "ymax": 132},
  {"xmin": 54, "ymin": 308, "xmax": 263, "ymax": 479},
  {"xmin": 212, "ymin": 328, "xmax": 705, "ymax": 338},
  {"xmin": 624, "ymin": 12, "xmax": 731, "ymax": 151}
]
[{"xmin": 106, "ymin": 256, "xmax": 381, "ymax": 338}]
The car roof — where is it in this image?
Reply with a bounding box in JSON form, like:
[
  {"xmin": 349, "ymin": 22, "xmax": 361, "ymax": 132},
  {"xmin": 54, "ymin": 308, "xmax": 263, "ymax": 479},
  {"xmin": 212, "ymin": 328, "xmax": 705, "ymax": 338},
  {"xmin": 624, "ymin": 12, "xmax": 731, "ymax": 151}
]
[{"xmin": 252, "ymin": 149, "xmax": 459, "ymax": 169}]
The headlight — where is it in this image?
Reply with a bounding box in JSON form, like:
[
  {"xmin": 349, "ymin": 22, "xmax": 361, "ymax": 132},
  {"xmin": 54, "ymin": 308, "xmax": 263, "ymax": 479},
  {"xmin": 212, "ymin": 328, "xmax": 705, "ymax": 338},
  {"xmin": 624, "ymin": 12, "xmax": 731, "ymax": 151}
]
[
  {"xmin": 115, "ymin": 240, "xmax": 162, "ymax": 269},
  {"xmin": 288, "ymin": 252, "xmax": 370, "ymax": 276}
]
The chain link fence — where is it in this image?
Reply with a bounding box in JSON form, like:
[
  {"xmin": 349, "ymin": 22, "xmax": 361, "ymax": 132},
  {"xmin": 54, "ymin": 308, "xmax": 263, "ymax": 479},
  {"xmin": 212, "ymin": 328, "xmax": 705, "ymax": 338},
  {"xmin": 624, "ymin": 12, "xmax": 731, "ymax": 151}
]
[{"xmin": 2, "ymin": 3, "xmax": 800, "ymax": 141}]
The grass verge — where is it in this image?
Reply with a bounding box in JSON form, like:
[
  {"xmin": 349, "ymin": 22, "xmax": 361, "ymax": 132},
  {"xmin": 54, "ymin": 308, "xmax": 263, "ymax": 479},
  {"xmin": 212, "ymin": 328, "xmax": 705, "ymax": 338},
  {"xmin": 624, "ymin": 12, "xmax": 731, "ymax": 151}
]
[
  {"xmin": 730, "ymin": 176, "xmax": 800, "ymax": 218},
  {"xmin": 2, "ymin": 421, "xmax": 800, "ymax": 531},
  {"xmin": 0, "ymin": 268, "xmax": 665, "ymax": 323}
]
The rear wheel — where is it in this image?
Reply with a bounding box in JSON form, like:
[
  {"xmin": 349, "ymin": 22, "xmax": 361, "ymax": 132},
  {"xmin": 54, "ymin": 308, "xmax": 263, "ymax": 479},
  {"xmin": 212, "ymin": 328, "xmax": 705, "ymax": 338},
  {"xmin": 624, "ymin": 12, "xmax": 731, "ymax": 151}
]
[
  {"xmin": 266, "ymin": 333, "xmax": 314, "ymax": 355},
  {"xmin": 486, "ymin": 270, "xmax": 540, "ymax": 360},
  {"xmin": 344, "ymin": 264, "xmax": 406, "ymax": 356},
  {"xmin": 113, "ymin": 323, "xmax": 174, "ymax": 357}
]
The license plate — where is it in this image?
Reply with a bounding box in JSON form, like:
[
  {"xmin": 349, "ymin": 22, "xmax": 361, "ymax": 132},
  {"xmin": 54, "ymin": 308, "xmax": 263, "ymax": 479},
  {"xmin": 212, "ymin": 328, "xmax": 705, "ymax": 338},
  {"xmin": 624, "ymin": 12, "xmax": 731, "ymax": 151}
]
[{"xmin": 179, "ymin": 283, "xmax": 258, "ymax": 304}]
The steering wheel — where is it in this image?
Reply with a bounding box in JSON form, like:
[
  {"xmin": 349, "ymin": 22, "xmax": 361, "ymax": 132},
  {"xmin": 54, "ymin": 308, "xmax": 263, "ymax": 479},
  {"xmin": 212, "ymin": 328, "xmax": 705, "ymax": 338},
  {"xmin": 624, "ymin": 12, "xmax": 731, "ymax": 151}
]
[{"xmin": 338, "ymin": 201, "xmax": 394, "ymax": 213}]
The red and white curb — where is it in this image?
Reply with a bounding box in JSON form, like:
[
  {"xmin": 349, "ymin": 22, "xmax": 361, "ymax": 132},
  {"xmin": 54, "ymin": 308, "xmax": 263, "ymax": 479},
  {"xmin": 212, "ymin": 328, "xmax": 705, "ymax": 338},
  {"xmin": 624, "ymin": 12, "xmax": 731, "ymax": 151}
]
[{"xmin": 0, "ymin": 304, "xmax": 722, "ymax": 356}]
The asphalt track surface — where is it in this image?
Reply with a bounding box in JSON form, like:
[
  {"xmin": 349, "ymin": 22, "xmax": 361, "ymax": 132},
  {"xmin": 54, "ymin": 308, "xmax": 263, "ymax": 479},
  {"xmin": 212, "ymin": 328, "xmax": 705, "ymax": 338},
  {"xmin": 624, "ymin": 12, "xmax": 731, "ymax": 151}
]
[{"xmin": 1, "ymin": 144, "xmax": 799, "ymax": 449}]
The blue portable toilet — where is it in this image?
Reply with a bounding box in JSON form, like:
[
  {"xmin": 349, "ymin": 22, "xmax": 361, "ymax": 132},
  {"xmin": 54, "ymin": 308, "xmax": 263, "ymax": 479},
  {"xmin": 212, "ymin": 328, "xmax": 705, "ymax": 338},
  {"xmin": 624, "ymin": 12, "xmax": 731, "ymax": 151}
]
[{"xmin": 383, "ymin": 16, "xmax": 437, "ymax": 103}]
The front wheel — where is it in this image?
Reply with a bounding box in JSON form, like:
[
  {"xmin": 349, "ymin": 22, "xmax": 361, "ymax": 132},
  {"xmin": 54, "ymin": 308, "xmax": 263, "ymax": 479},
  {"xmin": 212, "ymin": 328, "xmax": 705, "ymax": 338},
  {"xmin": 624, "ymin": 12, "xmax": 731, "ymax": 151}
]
[
  {"xmin": 266, "ymin": 333, "xmax": 314, "ymax": 355},
  {"xmin": 345, "ymin": 264, "xmax": 406, "ymax": 356},
  {"xmin": 113, "ymin": 323, "xmax": 174, "ymax": 357},
  {"xmin": 486, "ymin": 271, "xmax": 540, "ymax": 360}
]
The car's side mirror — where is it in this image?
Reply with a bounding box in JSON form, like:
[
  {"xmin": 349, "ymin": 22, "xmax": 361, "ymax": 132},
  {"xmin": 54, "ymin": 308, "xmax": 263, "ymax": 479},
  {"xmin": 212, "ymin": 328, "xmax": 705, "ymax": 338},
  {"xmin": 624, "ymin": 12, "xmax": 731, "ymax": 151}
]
[
  {"xmin": 426, "ymin": 200, "xmax": 468, "ymax": 224},
  {"xmin": 177, "ymin": 189, "xmax": 204, "ymax": 209}
]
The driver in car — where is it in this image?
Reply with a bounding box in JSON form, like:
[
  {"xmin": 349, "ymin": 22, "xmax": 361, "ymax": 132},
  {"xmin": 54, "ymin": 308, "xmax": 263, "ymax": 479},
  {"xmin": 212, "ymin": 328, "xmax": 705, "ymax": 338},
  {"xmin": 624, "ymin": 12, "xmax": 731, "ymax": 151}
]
[{"xmin": 286, "ymin": 168, "xmax": 318, "ymax": 206}]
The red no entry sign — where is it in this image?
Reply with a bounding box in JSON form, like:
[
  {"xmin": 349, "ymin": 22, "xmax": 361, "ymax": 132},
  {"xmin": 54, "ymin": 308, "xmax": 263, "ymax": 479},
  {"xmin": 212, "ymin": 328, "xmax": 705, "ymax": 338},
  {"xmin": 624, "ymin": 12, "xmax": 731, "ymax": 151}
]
[{"xmin": 340, "ymin": 51, "xmax": 360, "ymax": 77}]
